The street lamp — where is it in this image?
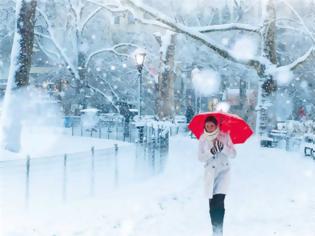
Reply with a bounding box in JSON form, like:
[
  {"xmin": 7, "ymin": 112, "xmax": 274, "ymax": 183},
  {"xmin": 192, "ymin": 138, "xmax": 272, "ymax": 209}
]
[{"xmin": 135, "ymin": 51, "xmax": 146, "ymax": 118}]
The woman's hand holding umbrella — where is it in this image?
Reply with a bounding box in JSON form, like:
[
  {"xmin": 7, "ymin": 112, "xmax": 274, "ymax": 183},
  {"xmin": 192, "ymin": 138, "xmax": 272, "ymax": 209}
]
[{"xmin": 210, "ymin": 139, "xmax": 224, "ymax": 155}]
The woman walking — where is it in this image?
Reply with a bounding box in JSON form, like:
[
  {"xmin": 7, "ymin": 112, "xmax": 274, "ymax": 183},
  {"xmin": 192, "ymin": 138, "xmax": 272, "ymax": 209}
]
[{"xmin": 198, "ymin": 116, "xmax": 236, "ymax": 236}]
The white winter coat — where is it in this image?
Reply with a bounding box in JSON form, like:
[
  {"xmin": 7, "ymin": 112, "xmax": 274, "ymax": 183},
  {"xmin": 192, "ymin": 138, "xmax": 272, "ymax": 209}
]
[{"xmin": 198, "ymin": 131, "xmax": 236, "ymax": 199}]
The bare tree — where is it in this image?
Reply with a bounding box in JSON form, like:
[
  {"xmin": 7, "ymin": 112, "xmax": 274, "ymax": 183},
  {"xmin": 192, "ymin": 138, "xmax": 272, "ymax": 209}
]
[
  {"xmin": 1, "ymin": 0, "xmax": 37, "ymax": 152},
  {"xmin": 35, "ymin": 0, "xmax": 143, "ymax": 112},
  {"xmin": 154, "ymin": 31, "xmax": 176, "ymax": 119},
  {"xmin": 120, "ymin": 0, "xmax": 315, "ymax": 134}
]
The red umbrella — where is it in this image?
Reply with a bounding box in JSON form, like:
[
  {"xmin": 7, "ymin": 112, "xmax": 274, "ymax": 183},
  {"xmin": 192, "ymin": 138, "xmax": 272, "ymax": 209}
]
[{"xmin": 188, "ymin": 112, "xmax": 253, "ymax": 144}]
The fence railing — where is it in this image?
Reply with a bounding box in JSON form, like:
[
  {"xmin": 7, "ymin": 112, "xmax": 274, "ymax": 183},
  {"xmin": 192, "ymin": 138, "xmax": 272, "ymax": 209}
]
[
  {"xmin": 0, "ymin": 142, "xmax": 169, "ymax": 209},
  {"xmin": 65, "ymin": 116, "xmax": 185, "ymax": 145},
  {"xmin": 0, "ymin": 118, "xmax": 185, "ymax": 209}
]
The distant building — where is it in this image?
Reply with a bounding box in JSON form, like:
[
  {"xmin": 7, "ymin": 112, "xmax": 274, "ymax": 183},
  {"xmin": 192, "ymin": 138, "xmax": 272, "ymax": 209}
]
[
  {"xmin": 108, "ymin": 10, "xmax": 166, "ymax": 44},
  {"xmin": 224, "ymin": 88, "xmax": 256, "ymax": 108}
]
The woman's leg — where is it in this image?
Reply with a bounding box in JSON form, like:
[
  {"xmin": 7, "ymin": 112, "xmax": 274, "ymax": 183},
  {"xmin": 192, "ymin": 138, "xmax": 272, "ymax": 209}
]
[{"xmin": 209, "ymin": 194, "xmax": 226, "ymax": 235}]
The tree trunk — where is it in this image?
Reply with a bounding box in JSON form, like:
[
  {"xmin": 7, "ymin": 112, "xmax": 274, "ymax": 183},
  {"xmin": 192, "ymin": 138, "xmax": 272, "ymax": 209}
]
[
  {"xmin": 77, "ymin": 49, "xmax": 88, "ymax": 108},
  {"xmin": 154, "ymin": 31, "xmax": 176, "ymax": 120},
  {"xmin": 239, "ymin": 77, "xmax": 247, "ymax": 109},
  {"xmin": 0, "ymin": 0, "xmax": 37, "ymax": 152},
  {"xmin": 255, "ymin": 0, "xmax": 277, "ymax": 135},
  {"xmin": 263, "ymin": 0, "xmax": 277, "ymax": 65},
  {"xmin": 15, "ymin": 0, "xmax": 37, "ymax": 88},
  {"xmin": 76, "ymin": 5, "xmax": 88, "ymax": 110}
]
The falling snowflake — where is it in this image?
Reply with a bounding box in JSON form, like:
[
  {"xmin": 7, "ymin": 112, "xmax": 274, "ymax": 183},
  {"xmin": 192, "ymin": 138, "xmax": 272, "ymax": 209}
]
[
  {"xmin": 274, "ymin": 68, "xmax": 294, "ymax": 86},
  {"xmin": 230, "ymin": 36, "xmax": 258, "ymax": 61},
  {"xmin": 221, "ymin": 37, "xmax": 229, "ymax": 46},
  {"xmin": 300, "ymin": 81, "xmax": 308, "ymax": 89},
  {"xmin": 216, "ymin": 102, "xmax": 230, "ymax": 112},
  {"xmin": 191, "ymin": 68, "xmax": 220, "ymax": 96}
]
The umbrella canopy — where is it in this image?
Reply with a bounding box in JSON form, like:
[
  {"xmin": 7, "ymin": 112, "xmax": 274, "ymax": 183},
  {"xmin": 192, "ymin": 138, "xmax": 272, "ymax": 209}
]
[{"xmin": 188, "ymin": 112, "xmax": 253, "ymax": 144}]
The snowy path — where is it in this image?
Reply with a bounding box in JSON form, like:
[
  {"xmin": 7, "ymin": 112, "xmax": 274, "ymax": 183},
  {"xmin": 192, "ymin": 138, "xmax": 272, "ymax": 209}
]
[
  {"xmin": 100, "ymin": 136, "xmax": 315, "ymax": 236},
  {"xmin": 1, "ymin": 135, "xmax": 315, "ymax": 236}
]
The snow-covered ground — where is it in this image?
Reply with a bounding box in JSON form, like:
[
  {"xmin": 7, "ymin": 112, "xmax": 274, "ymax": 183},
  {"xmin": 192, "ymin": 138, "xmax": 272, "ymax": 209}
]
[
  {"xmin": 1, "ymin": 135, "xmax": 315, "ymax": 236},
  {"xmin": 0, "ymin": 128, "xmax": 130, "ymax": 160}
]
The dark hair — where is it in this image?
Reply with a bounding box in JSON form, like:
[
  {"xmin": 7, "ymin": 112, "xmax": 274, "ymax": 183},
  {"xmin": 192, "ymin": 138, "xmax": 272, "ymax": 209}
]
[{"xmin": 204, "ymin": 116, "xmax": 218, "ymax": 126}]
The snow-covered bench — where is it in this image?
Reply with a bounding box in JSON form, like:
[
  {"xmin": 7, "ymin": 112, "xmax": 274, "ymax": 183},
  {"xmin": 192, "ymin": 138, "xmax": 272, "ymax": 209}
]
[{"xmin": 302, "ymin": 135, "xmax": 315, "ymax": 159}]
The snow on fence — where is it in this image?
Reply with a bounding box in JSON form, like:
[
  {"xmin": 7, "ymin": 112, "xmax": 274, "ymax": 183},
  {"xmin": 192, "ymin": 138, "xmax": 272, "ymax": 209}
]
[
  {"xmin": 0, "ymin": 143, "xmax": 169, "ymax": 209},
  {"xmin": 264, "ymin": 127, "xmax": 315, "ymax": 160},
  {"xmin": 64, "ymin": 116, "xmax": 182, "ymax": 145}
]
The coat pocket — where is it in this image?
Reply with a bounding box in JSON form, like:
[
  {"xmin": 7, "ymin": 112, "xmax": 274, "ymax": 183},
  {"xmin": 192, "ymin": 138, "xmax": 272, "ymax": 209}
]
[
  {"xmin": 218, "ymin": 154, "xmax": 230, "ymax": 168},
  {"xmin": 204, "ymin": 157, "xmax": 215, "ymax": 168}
]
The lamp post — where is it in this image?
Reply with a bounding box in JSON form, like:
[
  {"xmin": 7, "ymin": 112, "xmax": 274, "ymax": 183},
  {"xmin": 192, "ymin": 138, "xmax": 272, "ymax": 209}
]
[
  {"xmin": 135, "ymin": 50, "xmax": 146, "ymax": 144},
  {"xmin": 135, "ymin": 51, "xmax": 146, "ymax": 118}
]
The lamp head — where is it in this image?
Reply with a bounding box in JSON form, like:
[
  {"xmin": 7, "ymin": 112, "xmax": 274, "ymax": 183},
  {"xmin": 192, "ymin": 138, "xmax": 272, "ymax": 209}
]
[{"xmin": 135, "ymin": 52, "xmax": 146, "ymax": 66}]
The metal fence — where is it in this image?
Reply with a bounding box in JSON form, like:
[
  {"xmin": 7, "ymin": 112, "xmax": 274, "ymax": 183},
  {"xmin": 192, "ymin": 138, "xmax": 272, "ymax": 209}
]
[
  {"xmin": 262, "ymin": 130, "xmax": 315, "ymax": 160},
  {"xmin": 0, "ymin": 117, "xmax": 186, "ymax": 209},
  {"xmin": 64, "ymin": 116, "xmax": 184, "ymax": 145},
  {"xmin": 0, "ymin": 142, "xmax": 169, "ymax": 209}
]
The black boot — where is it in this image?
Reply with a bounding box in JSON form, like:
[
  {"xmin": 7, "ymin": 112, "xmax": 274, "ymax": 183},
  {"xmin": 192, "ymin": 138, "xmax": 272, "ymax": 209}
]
[
  {"xmin": 209, "ymin": 194, "xmax": 226, "ymax": 236},
  {"xmin": 210, "ymin": 208, "xmax": 225, "ymax": 236}
]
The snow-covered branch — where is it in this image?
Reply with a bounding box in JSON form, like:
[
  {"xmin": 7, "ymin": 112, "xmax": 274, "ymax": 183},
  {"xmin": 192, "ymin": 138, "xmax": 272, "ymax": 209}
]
[
  {"xmin": 87, "ymin": 0, "xmax": 127, "ymax": 13},
  {"xmin": 34, "ymin": 31, "xmax": 50, "ymax": 40},
  {"xmin": 121, "ymin": 0, "xmax": 265, "ymax": 69},
  {"xmin": 0, "ymin": 31, "xmax": 14, "ymax": 43},
  {"xmin": 281, "ymin": 0, "xmax": 315, "ymax": 43},
  {"xmin": 86, "ymin": 83, "xmax": 120, "ymax": 112},
  {"xmin": 194, "ymin": 23, "xmax": 261, "ymax": 33},
  {"xmin": 97, "ymin": 76, "xmax": 120, "ymax": 101},
  {"xmin": 85, "ymin": 43, "xmax": 139, "ymax": 68},
  {"xmin": 88, "ymin": 0, "xmax": 171, "ymax": 30},
  {"xmin": 80, "ymin": 6, "xmax": 103, "ymax": 32},
  {"xmin": 280, "ymin": 46, "xmax": 315, "ymax": 71},
  {"xmin": 67, "ymin": 0, "xmax": 78, "ymax": 27},
  {"xmin": 276, "ymin": 24, "xmax": 308, "ymax": 35},
  {"xmin": 134, "ymin": 15, "xmax": 171, "ymax": 30},
  {"xmin": 90, "ymin": 1, "xmax": 258, "ymax": 37},
  {"xmin": 35, "ymin": 37, "xmax": 60, "ymax": 61},
  {"xmin": 36, "ymin": 8, "xmax": 80, "ymax": 80}
]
